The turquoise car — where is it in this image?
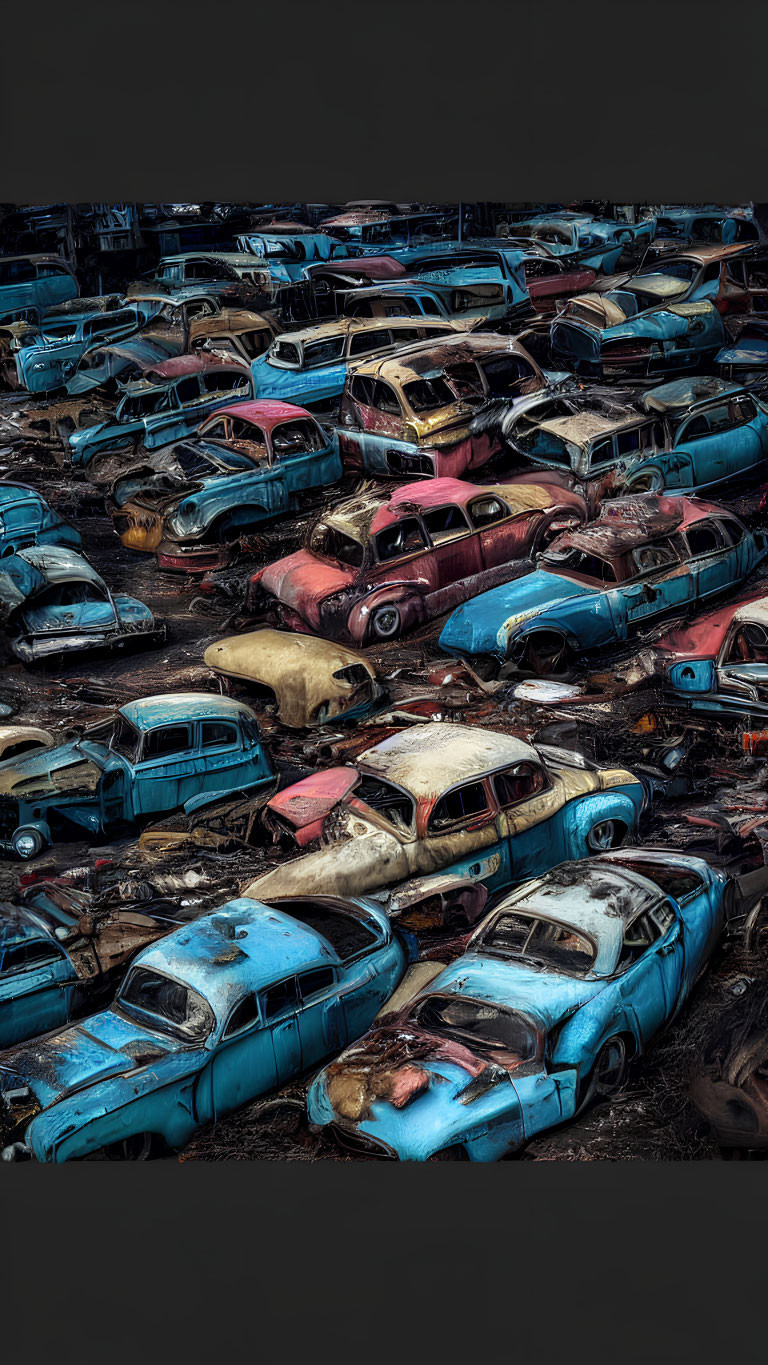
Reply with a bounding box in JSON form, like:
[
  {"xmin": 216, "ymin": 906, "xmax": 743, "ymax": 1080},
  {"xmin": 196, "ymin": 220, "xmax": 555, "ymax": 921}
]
[
  {"xmin": 12, "ymin": 298, "xmax": 155, "ymax": 394},
  {"xmin": 0, "ymin": 894, "xmax": 405, "ymax": 1161},
  {"xmin": 0, "ymin": 254, "xmax": 78, "ymax": 318}
]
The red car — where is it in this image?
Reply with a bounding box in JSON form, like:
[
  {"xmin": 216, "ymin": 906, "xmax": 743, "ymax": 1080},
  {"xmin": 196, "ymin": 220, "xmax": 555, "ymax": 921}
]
[{"xmin": 247, "ymin": 476, "xmax": 586, "ymax": 644}]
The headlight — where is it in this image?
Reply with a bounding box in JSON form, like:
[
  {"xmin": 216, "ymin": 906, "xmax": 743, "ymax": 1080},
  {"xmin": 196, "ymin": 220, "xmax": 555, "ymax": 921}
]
[
  {"xmin": 14, "ymin": 834, "xmax": 39, "ymax": 858},
  {"xmin": 168, "ymin": 501, "xmax": 199, "ymax": 535}
]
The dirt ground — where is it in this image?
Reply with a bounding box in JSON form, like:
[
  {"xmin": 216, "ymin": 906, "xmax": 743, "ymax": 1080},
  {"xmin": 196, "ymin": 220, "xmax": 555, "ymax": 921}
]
[{"xmin": 3, "ymin": 387, "xmax": 768, "ymax": 1161}]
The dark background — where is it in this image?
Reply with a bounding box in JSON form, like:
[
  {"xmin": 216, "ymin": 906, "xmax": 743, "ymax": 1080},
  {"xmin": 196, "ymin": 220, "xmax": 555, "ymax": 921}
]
[{"xmin": 6, "ymin": 1, "xmax": 768, "ymax": 1361}]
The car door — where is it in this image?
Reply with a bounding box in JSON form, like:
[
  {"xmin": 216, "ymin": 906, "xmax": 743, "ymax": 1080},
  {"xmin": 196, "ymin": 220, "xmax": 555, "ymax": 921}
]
[
  {"xmin": 17, "ymin": 324, "xmax": 84, "ymax": 393},
  {"xmin": 195, "ymin": 719, "xmax": 256, "ymax": 798},
  {"xmin": 131, "ymin": 722, "xmax": 196, "ymax": 814},
  {"xmin": 617, "ymin": 913, "xmax": 669, "ymax": 1046},
  {"xmin": 621, "ymin": 540, "xmax": 694, "ymax": 630},
  {"xmin": 685, "ymin": 519, "xmax": 735, "ymax": 603},
  {"xmin": 0, "ymin": 939, "xmax": 78, "ymax": 1048},
  {"xmin": 371, "ymin": 516, "xmax": 437, "ymax": 595},
  {"xmin": 295, "ymin": 965, "xmax": 344, "ymax": 1069},
  {"xmin": 420, "ymin": 503, "xmax": 482, "ymax": 599},
  {"xmin": 467, "ymin": 494, "xmax": 527, "ymax": 570},
  {"xmin": 260, "ymin": 976, "xmax": 302, "ymax": 1082},
  {"xmin": 142, "ymin": 386, "xmax": 189, "ymax": 449},
  {"xmin": 675, "ymin": 398, "xmax": 764, "ymax": 489},
  {"xmin": 492, "ymin": 764, "xmax": 568, "ymax": 886},
  {"xmin": 649, "ymin": 900, "xmax": 685, "ymax": 1018},
  {"xmin": 207, "ymin": 993, "xmax": 277, "ymax": 1117},
  {"xmin": 35, "ymin": 261, "xmax": 79, "ymax": 310},
  {"xmin": 270, "ymin": 417, "xmax": 340, "ymax": 498}
]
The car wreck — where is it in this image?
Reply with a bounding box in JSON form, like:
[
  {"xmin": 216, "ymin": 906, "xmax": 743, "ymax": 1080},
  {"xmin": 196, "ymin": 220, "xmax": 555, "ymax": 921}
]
[
  {"xmin": 109, "ymin": 400, "xmax": 342, "ymax": 571},
  {"xmin": 651, "ymin": 591, "xmax": 768, "ymax": 724},
  {"xmin": 307, "ymin": 849, "xmax": 731, "ymax": 1160},
  {"xmin": 0, "ymin": 893, "xmax": 406, "ymax": 1161},
  {"xmin": 0, "ymin": 693, "xmax": 273, "ymax": 859},
  {"xmin": 188, "ymin": 307, "xmax": 280, "ymax": 365},
  {"xmin": 204, "ymin": 628, "xmax": 382, "ymax": 728},
  {"xmin": 246, "ymin": 722, "xmax": 644, "ymax": 907},
  {"xmin": 0, "ymin": 482, "xmax": 81, "ymax": 556},
  {"xmin": 438, "ymin": 494, "xmax": 768, "ymax": 677},
  {"xmin": 550, "ymin": 295, "xmax": 726, "ymax": 379},
  {"xmin": 0, "ymin": 545, "xmax": 162, "ymax": 666},
  {"xmin": 247, "ymin": 477, "xmax": 585, "ymax": 643},
  {"xmin": 8, "ymin": 297, "xmax": 152, "ymax": 394}
]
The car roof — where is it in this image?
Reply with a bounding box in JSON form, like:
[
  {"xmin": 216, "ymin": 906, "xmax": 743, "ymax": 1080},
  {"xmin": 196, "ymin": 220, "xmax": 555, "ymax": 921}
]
[
  {"xmin": 132, "ymin": 898, "xmax": 340, "ymax": 1020},
  {"xmin": 16, "ymin": 545, "xmax": 100, "ymax": 584},
  {"xmin": 552, "ymin": 493, "xmax": 722, "ymax": 557},
  {"xmin": 119, "ymin": 692, "xmax": 254, "ymax": 731},
  {"xmin": 146, "ymin": 354, "xmax": 230, "ymax": 379},
  {"xmin": 203, "ymin": 399, "xmax": 315, "ymax": 430},
  {"xmin": 351, "ymin": 332, "xmax": 532, "ymax": 385},
  {"xmin": 0, "ymin": 482, "xmax": 45, "ymax": 509},
  {"xmin": 368, "ymin": 478, "xmax": 554, "ymax": 531},
  {"xmin": 358, "ymin": 722, "xmax": 539, "ymax": 800},
  {"xmin": 653, "ymin": 589, "xmax": 768, "ymax": 659},
  {"xmin": 537, "ymin": 411, "xmax": 639, "ymax": 446},
  {"xmin": 272, "ymin": 316, "xmax": 455, "ymax": 345}
]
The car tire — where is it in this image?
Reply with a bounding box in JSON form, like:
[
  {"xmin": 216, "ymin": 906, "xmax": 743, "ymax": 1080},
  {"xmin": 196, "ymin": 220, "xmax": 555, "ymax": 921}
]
[
  {"xmin": 371, "ymin": 603, "xmax": 402, "ymax": 640},
  {"xmin": 625, "ymin": 468, "xmax": 664, "ymax": 494},
  {"xmin": 582, "ymin": 1036, "xmax": 629, "ymax": 1108},
  {"xmin": 586, "ymin": 818, "xmax": 622, "ymax": 853},
  {"xmin": 12, "ymin": 826, "xmax": 45, "ymax": 860},
  {"xmin": 514, "ymin": 630, "xmax": 574, "ymax": 677},
  {"xmin": 104, "ymin": 1132, "xmax": 158, "ymax": 1161}
]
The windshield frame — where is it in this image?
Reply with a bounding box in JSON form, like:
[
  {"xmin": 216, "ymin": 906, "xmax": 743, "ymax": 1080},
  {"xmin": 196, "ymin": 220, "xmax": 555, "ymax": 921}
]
[
  {"xmin": 116, "ymin": 965, "xmax": 216, "ymax": 1046},
  {"xmin": 409, "ymin": 991, "xmax": 542, "ymax": 1061}
]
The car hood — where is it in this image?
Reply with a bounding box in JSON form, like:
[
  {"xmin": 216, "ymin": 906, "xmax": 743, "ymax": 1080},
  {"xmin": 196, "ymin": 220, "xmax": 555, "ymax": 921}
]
[
  {"xmin": 0, "ymin": 739, "xmax": 110, "ymax": 799},
  {"xmin": 438, "ymin": 568, "xmax": 596, "ymax": 656},
  {"xmin": 0, "ymin": 1010, "xmax": 174, "ymax": 1110},
  {"xmin": 260, "ymin": 550, "xmax": 357, "ymax": 624}
]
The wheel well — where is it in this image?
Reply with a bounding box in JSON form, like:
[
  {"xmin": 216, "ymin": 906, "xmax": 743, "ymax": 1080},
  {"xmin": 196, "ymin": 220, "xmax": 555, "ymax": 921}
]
[{"xmin": 206, "ymin": 506, "xmax": 268, "ymax": 542}]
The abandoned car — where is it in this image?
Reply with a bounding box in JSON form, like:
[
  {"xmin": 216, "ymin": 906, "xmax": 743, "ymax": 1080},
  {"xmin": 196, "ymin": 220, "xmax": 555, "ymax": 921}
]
[
  {"xmin": 438, "ymin": 494, "xmax": 768, "ymax": 676},
  {"xmin": 245, "ymin": 722, "xmax": 644, "ymax": 906},
  {"xmin": 9, "ymin": 297, "xmax": 152, "ymax": 393},
  {"xmin": 550, "ymin": 296, "xmax": 726, "ymax": 378},
  {"xmin": 0, "ymin": 545, "xmax": 162, "ymax": 666},
  {"xmin": 0, "ymin": 894, "xmax": 406, "ymax": 1161},
  {"xmin": 109, "ymin": 400, "xmax": 342, "ymax": 570},
  {"xmin": 651, "ymin": 590, "xmax": 768, "ymax": 724},
  {"xmin": 247, "ymin": 478, "xmax": 586, "ymax": 643},
  {"xmin": 0, "ymin": 254, "xmax": 79, "ymax": 318},
  {"xmin": 0, "ymin": 693, "xmax": 273, "ymax": 859},
  {"xmin": 307, "ymin": 849, "xmax": 730, "ymax": 1160},
  {"xmin": 68, "ymin": 356, "xmax": 253, "ymax": 471},
  {"xmin": 0, "ymin": 482, "xmax": 81, "ymax": 556},
  {"xmin": 188, "ymin": 307, "xmax": 280, "ymax": 365},
  {"xmin": 204, "ymin": 629, "xmax": 382, "ymax": 728},
  {"xmin": 505, "ymin": 213, "xmax": 656, "ymax": 272}
]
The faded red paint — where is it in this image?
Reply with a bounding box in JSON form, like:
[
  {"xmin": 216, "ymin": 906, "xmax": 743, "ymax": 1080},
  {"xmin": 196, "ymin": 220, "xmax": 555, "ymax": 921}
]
[
  {"xmin": 145, "ymin": 354, "xmax": 229, "ymax": 380},
  {"xmin": 267, "ymin": 767, "xmax": 357, "ymax": 845},
  {"xmin": 199, "ymin": 398, "xmax": 315, "ymax": 435},
  {"xmin": 653, "ymin": 589, "xmax": 767, "ymax": 662}
]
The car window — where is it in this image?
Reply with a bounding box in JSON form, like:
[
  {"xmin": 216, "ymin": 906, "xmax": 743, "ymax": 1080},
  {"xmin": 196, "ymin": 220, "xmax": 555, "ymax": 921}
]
[
  {"xmin": 420, "ymin": 296, "xmax": 441, "ymax": 315},
  {"xmin": 309, "ymin": 520, "xmax": 365, "ymax": 568},
  {"xmin": 475, "ymin": 912, "xmax": 596, "ymax": 975},
  {"xmin": 143, "ymin": 724, "xmax": 192, "ymax": 759},
  {"xmin": 239, "ymin": 712, "xmax": 262, "ymax": 746},
  {"xmin": 0, "ymin": 939, "xmax": 66, "ymax": 974},
  {"xmin": 413, "ymin": 995, "xmax": 538, "ymax": 1059},
  {"xmin": 618, "ymin": 910, "xmax": 661, "ymax": 966},
  {"xmin": 423, "ymin": 504, "xmax": 470, "ymax": 543},
  {"xmin": 388, "ymin": 326, "xmax": 423, "ymax": 344},
  {"xmin": 371, "ymin": 380, "xmax": 401, "ymax": 414},
  {"xmin": 272, "ymin": 418, "xmax": 325, "ymax": 456},
  {"xmin": 202, "ymin": 369, "xmax": 249, "ymax": 396},
  {"xmin": 374, "ymin": 517, "xmax": 427, "ymax": 561},
  {"xmin": 118, "ymin": 967, "xmax": 214, "ymax": 1043},
  {"xmin": 403, "ymin": 377, "xmax": 456, "ymax": 412},
  {"xmin": 542, "ymin": 545, "xmax": 618, "ymax": 583},
  {"xmin": 493, "ymin": 763, "xmax": 547, "ymax": 807},
  {"xmin": 429, "ymin": 780, "xmax": 489, "ymax": 831},
  {"xmin": 616, "ymin": 427, "xmax": 643, "ymax": 456},
  {"xmin": 469, "ymin": 495, "xmax": 509, "ymax": 528},
  {"xmin": 298, "ymin": 966, "xmax": 336, "ymax": 1000},
  {"xmin": 631, "ymin": 543, "xmax": 678, "ymax": 574},
  {"xmin": 590, "ymin": 437, "xmax": 614, "ymax": 468},
  {"xmin": 261, "ymin": 977, "xmax": 299, "ymax": 1020},
  {"xmin": 348, "ymin": 329, "xmax": 390, "ymax": 357},
  {"xmin": 110, "ymin": 714, "xmax": 141, "ymax": 762},
  {"xmin": 201, "ymin": 720, "xmax": 239, "ymax": 749},
  {"xmin": 224, "ymin": 993, "xmax": 260, "ymax": 1038},
  {"xmin": 686, "ymin": 522, "xmax": 726, "ymax": 556},
  {"xmin": 304, "ymin": 337, "xmax": 346, "ymax": 366},
  {"xmin": 175, "ymin": 376, "xmax": 203, "ymax": 405}
]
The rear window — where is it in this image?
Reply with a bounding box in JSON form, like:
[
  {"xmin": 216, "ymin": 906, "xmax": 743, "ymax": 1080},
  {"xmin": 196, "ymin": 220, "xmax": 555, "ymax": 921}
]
[
  {"xmin": 604, "ymin": 857, "xmax": 705, "ymax": 903},
  {"xmin": 403, "ymin": 377, "xmax": 455, "ymax": 412},
  {"xmin": 266, "ymin": 900, "xmax": 378, "ymax": 961},
  {"xmin": 474, "ymin": 911, "xmax": 596, "ymax": 975}
]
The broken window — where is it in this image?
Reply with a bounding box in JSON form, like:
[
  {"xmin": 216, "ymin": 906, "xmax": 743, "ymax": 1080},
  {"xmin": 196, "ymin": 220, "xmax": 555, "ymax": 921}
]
[
  {"xmin": 355, "ymin": 775, "xmax": 415, "ymax": 831},
  {"xmin": 607, "ymin": 858, "xmax": 705, "ymax": 902},
  {"xmin": 542, "ymin": 546, "xmax": 618, "ymax": 583},
  {"xmin": 469, "ymin": 495, "xmax": 508, "ymax": 528},
  {"xmin": 271, "ymin": 339, "xmax": 301, "ymax": 365},
  {"xmin": 413, "ymin": 995, "xmax": 538, "ymax": 1059},
  {"xmin": 201, "ymin": 721, "xmax": 238, "ymax": 749},
  {"xmin": 423, "ymin": 504, "xmax": 470, "ymax": 543},
  {"xmin": 480, "ymin": 355, "xmax": 535, "ymax": 397},
  {"xmin": 631, "ymin": 543, "xmax": 678, "ymax": 574},
  {"xmin": 686, "ymin": 522, "xmax": 725, "ymax": 556},
  {"xmin": 309, "ymin": 520, "xmax": 364, "ymax": 568},
  {"xmin": 272, "ymin": 419, "xmax": 325, "ymax": 456},
  {"xmin": 110, "ymin": 714, "xmax": 141, "ymax": 763},
  {"xmin": 224, "ymin": 993, "xmax": 261, "ymax": 1038},
  {"xmin": 726, "ymin": 620, "xmax": 768, "ymax": 663},
  {"xmin": 374, "ymin": 517, "xmax": 427, "ymax": 561},
  {"xmin": 143, "ymin": 724, "xmax": 192, "ymax": 760},
  {"xmin": 403, "ymin": 377, "xmax": 455, "ymax": 413},
  {"xmin": 493, "ymin": 762, "xmax": 547, "ymax": 807},
  {"xmin": 298, "ymin": 966, "xmax": 336, "ymax": 999},
  {"xmin": 118, "ymin": 967, "xmax": 214, "ymax": 1043},
  {"xmin": 0, "ymin": 938, "xmax": 66, "ymax": 974},
  {"xmin": 429, "ymin": 780, "xmax": 489, "ymax": 831},
  {"xmin": 476, "ymin": 913, "xmax": 596, "ymax": 975},
  {"xmin": 261, "ymin": 977, "xmax": 300, "ymax": 1021},
  {"xmin": 619, "ymin": 906, "xmax": 672, "ymax": 966}
]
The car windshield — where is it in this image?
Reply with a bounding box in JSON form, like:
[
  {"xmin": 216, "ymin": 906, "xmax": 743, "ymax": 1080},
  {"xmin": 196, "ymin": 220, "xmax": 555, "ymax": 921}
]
[
  {"xmin": 412, "ymin": 994, "xmax": 538, "ymax": 1061},
  {"xmin": 309, "ymin": 520, "xmax": 364, "ymax": 567},
  {"xmin": 117, "ymin": 966, "xmax": 214, "ymax": 1044},
  {"xmin": 541, "ymin": 544, "xmax": 619, "ymax": 583},
  {"xmin": 109, "ymin": 714, "xmax": 141, "ymax": 763},
  {"xmin": 175, "ymin": 445, "xmax": 255, "ymax": 478},
  {"xmin": 635, "ymin": 260, "xmax": 697, "ymax": 283},
  {"xmin": 474, "ymin": 912, "xmax": 596, "ymax": 975},
  {"xmin": 404, "ymin": 377, "xmax": 457, "ymax": 412}
]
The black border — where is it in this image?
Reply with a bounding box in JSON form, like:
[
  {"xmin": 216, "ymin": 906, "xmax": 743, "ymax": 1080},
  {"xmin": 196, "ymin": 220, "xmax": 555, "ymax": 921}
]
[{"xmin": 6, "ymin": 0, "xmax": 768, "ymax": 1358}]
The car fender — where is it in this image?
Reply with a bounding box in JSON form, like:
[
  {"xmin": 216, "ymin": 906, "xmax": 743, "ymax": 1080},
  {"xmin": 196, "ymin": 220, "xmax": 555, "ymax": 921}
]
[
  {"xmin": 11, "ymin": 817, "xmax": 51, "ymax": 850},
  {"xmin": 347, "ymin": 584, "xmax": 427, "ymax": 643},
  {"xmin": 561, "ymin": 788, "xmax": 641, "ymax": 856},
  {"xmin": 502, "ymin": 612, "xmax": 584, "ymax": 659}
]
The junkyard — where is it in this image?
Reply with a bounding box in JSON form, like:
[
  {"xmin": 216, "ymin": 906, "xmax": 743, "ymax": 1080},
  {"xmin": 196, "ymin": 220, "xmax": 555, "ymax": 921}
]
[{"xmin": 3, "ymin": 200, "xmax": 768, "ymax": 1162}]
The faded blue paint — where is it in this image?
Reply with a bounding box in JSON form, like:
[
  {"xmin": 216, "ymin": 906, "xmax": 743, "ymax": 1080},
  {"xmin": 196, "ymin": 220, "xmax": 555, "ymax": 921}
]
[
  {"xmin": 65, "ymin": 336, "xmax": 179, "ymax": 396},
  {"xmin": 16, "ymin": 301, "xmax": 157, "ymax": 394},
  {"xmin": 0, "ymin": 484, "xmax": 81, "ymax": 556},
  {"xmin": 236, "ymin": 233, "xmax": 346, "ymax": 285},
  {"xmin": 307, "ymin": 851, "xmax": 728, "ymax": 1159},
  {"xmin": 0, "ymin": 896, "xmax": 405, "ymax": 1161},
  {"xmin": 626, "ymin": 390, "xmax": 768, "ymax": 494},
  {"xmin": 0, "ymin": 256, "xmax": 79, "ymax": 317},
  {"xmin": 0, "ymin": 901, "xmax": 83, "ymax": 1049},
  {"xmin": 551, "ymin": 297, "xmax": 726, "ymax": 378},
  {"xmin": 654, "ymin": 209, "xmax": 760, "ymax": 246},
  {"xmin": 0, "ymin": 692, "xmax": 272, "ymax": 857}
]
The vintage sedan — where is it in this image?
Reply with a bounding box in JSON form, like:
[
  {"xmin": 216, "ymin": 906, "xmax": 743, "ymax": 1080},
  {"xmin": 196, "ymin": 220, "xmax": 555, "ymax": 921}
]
[
  {"xmin": 336, "ymin": 333, "xmax": 549, "ymax": 479},
  {"xmin": 250, "ymin": 317, "xmax": 469, "ymax": 414},
  {"xmin": 247, "ymin": 478, "xmax": 585, "ymax": 644},
  {"xmin": 0, "ymin": 545, "xmax": 162, "ymax": 666},
  {"xmin": 550, "ymin": 295, "xmax": 726, "ymax": 379},
  {"xmin": 0, "ymin": 894, "xmax": 406, "ymax": 1161},
  {"xmin": 715, "ymin": 318, "xmax": 768, "ymax": 386},
  {"xmin": 11, "ymin": 297, "xmax": 152, "ymax": 394},
  {"xmin": 307, "ymin": 849, "xmax": 731, "ymax": 1160},
  {"xmin": 0, "ymin": 254, "xmax": 78, "ymax": 318},
  {"xmin": 245, "ymin": 722, "xmax": 644, "ymax": 907},
  {"xmin": 653, "ymin": 208, "xmax": 760, "ymax": 247},
  {"xmin": 0, "ymin": 482, "xmax": 81, "ymax": 556},
  {"xmin": 108, "ymin": 401, "xmax": 342, "ymax": 572},
  {"xmin": 596, "ymin": 243, "xmax": 756, "ymax": 314},
  {"xmin": 204, "ymin": 629, "xmax": 383, "ymax": 728},
  {"xmin": 507, "ymin": 213, "xmax": 656, "ymax": 272},
  {"xmin": 68, "ymin": 356, "xmax": 252, "ymax": 471},
  {"xmin": 188, "ymin": 307, "xmax": 280, "ymax": 365},
  {"xmin": 651, "ymin": 590, "xmax": 768, "ymax": 724},
  {"xmin": 0, "ymin": 693, "xmax": 273, "ymax": 859},
  {"xmin": 438, "ymin": 494, "xmax": 768, "ymax": 676}
]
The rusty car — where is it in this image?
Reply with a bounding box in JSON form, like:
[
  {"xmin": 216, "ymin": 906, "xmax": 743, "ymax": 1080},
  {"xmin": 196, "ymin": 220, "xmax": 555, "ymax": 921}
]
[{"xmin": 0, "ymin": 482, "xmax": 81, "ymax": 556}]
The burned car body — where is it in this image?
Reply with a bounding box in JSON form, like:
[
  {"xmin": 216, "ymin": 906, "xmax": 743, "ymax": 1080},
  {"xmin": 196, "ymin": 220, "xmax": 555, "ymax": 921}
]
[
  {"xmin": 337, "ymin": 333, "xmax": 548, "ymax": 479},
  {"xmin": 10, "ymin": 297, "xmax": 153, "ymax": 394},
  {"xmin": 0, "ymin": 894, "xmax": 405, "ymax": 1161},
  {"xmin": 0, "ymin": 545, "xmax": 162, "ymax": 667},
  {"xmin": 248, "ymin": 477, "xmax": 585, "ymax": 644},
  {"xmin": 551, "ymin": 295, "xmax": 726, "ymax": 378},
  {"xmin": 438, "ymin": 494, "xmax": 768, "ymax": 675},
  {"xmin": 109, "ymin": 400, "xmax": 342, "ymax": 571},
  {"xmin": 716, "ymin": 317, "xmax": 768, "ymax": 386},
  {"xmin": 0, "ymin": 482, "xmax": 81, "ymax": 555},
  {"xmin": 68, "ymin": 356, "xmax": 252, "ymax": 470},
  {"xmin": 505, "ymin": 213, "xmax": 656, "ymax": 272},
  {"xmin": 246, "ymin": 722, "xmax": 643, "ymax": 905},
  {"xmin": 204, "ymin": 629, "xmax": 382, "ymax": 728},
  {"xmin": 0, "ymin": 693, "xmax": 273, "ymax": 859},
  {"xmin": 188, "ymin": 307, "xmax": 280, "ymax": 365},
  {"xmin": 0, "ymin": 254, "xmax": 78, "ymax": 317},
  {"xmin": 652, "ymin": 591, "xmax": 768, "ymax": 724},
  {"xmin": 308, "ymin": 849, "xmax": 729, "ymax": 1160}
]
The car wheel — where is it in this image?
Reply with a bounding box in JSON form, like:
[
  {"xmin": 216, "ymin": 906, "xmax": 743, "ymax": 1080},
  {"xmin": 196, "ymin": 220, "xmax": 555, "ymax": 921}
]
[
  {"xmin": 104, "ymin": 1132, "xmax": 157, "ymax": 1161},
  {"xmin": 625, "ymin": 469, "xmax": 664, "ymax": 493},
  {"xmin": 371, "ymin": 603, "xmax": 402, "ymax": 639},
  {"xmin": 745, "ymin": 898, "xmax": 768, "ymax": 955},
  {"xmin": 515, "ymin": 631, "xmax": 573, "ymax": 677},
  {"xmin": 12, "ymin": 827, "xmax": 45, "ymax": 860},
  {"xmin": 586, "ymin": 818, "xmax": 620, "ymax": 852},
  {"xmin": 585, "ymin": 1037, "xmax": 628, "ymax": 1106}
]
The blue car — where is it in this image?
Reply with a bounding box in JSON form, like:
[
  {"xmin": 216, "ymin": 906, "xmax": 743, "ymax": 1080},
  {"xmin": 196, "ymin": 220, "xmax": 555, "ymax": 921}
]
[
  {"xmin": 235, "ymin": 232, "xmax": 346, "ymax": 286},
  {"xmin": 503, "ymin": 213, "xmax": 657, "ymax": 273},
  {"xmin": 0, "ymin": 254, "xmax": 79, "ymax": 317},
  {"xmin": 12, "ymin": 298, "xmax": 155, "ymax": 394},
  {"xmin": 621, "ymin": 383, "xmax": 768, "ymax": 494},
  {"xmin": 550, "ymin": 295, "xmax": 726, "ymax": 378},
  {"xmin": 716, "ymin": 319, "xmax": 768, "ymax": 387},
  {"xmin": 654, "ymin": 208, "xmax": 760, "ymax": 247},
  {"xmin": 68, "ymin": 356, "xmax": 252, "ymax": 471},
  {"xmin": 0, "ymin": 693, "xmax": 272, "ymax": 860},
  {"xmin": 0, "ymin": 894, "xmax": 406, "ymax": 1161},
  {"xmin": 307, "ymin": 849, "xmax": 731, "ymax": 1160},
  {"xmin": 438, "ymin": 494, "xmax": 768, "ymax": 676},
  {"xmin": 0, "ymin": 482, "xmax": 81, "ymax": 556}
]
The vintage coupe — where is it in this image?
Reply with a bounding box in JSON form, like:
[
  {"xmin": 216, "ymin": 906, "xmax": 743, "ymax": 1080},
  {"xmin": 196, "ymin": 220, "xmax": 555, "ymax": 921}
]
[
  {"xmin": 245, "ymin": 722, "xmax": 644, "ymax": 906},
  {"xmin": 0, "ymin": 895, "xmax": 406, "ymax": 1161},
  {"xmin": 307, "ymin": 849, "xmax": 731, "ymax": 1160},
  {"xmin": 438, "ymin": 494, "xmax": 768, "ymax": 676},
  {"xmin": 108, "ymin": 400, "xmax": 343, "ymax": 572},
  {"xmin": 247, "ymin": 478, "xmax": 585, "ymax": 644},
  {"xmin": 651, "ymin": 590, "xmax": 768, "ymax": 724},
  {"xmin": 550, "ymin": 296, "xmax": 726, "ymax": 379},
  {"xmin": 0, "ymin": 545, "xmax": 162, "ymax": 666},
  {"xmin": 0, "ymin": 693, "xmax": 273, "ymax": 859}
]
